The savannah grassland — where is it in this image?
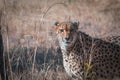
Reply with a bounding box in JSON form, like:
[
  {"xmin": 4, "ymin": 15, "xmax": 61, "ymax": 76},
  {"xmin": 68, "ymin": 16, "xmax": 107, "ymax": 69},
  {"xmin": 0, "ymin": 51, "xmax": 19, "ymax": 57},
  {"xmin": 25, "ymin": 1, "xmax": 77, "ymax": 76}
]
[{"xmin": 0, "ymin": 0, "xmax": 120, "ymax": 80}]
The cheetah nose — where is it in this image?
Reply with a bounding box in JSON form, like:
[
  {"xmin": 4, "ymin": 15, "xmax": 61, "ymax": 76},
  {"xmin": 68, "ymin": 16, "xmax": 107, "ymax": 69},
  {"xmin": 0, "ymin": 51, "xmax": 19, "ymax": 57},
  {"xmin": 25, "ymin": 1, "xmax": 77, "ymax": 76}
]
[{"xmin": 65, "ymin": 37, "xmax": 70, "ymax": 41}]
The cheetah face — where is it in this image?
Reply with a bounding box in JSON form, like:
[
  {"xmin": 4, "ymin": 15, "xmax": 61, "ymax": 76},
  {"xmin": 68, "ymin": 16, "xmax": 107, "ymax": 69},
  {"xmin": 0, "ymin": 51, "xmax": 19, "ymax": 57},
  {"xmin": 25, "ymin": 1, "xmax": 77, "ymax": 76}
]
[{"xmin": 55, "ymin": 21, "xmax": 79, "ymax": 47}]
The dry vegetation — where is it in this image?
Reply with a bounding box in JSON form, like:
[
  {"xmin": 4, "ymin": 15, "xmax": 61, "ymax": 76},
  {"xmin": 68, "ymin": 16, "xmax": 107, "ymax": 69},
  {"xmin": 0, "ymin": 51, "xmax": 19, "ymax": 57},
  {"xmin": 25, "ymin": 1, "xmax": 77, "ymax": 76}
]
[{"xmin": 0, "ymin": 0, "xmax": 120, "ymax": 80}]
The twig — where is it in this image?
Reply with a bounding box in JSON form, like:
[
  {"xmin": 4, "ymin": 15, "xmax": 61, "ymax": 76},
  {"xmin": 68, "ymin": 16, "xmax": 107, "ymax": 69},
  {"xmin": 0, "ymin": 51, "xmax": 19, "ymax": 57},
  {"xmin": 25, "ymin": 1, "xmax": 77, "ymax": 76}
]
[{"xmin": 3, "ymin": 0, "xmax": 13, "ymax": 80}]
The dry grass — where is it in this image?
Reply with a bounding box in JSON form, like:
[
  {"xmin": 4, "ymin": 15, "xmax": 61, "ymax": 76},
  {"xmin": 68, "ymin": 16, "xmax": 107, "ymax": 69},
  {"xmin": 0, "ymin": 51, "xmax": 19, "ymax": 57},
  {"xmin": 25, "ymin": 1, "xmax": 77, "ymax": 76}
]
[
  {"xmin": 1, "ymin": 0, "xmax": 120, "ymax": 48},
  {"xmin": 3, "ymin": 46, "xmax": 76, "ymax": 80},
  {"xmin": 0, "ymin": 0, "xmax": 120, "ymax": 80}
]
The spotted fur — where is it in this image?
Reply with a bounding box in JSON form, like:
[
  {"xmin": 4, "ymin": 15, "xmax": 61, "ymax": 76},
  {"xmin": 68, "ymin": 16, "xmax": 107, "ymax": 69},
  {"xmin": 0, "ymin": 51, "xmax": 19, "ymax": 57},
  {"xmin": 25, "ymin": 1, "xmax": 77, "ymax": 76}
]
[{"xmin": 102, "ymin": 36, "xmax": 120, "ymax": 45}]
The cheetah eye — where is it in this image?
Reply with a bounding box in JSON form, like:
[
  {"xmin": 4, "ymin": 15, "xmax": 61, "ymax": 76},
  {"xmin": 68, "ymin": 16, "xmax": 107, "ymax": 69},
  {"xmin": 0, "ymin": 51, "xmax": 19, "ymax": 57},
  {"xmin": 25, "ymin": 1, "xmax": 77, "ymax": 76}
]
[{"xmin": 60, "ymin": 29, "xmax": 64, "ymax": 32}]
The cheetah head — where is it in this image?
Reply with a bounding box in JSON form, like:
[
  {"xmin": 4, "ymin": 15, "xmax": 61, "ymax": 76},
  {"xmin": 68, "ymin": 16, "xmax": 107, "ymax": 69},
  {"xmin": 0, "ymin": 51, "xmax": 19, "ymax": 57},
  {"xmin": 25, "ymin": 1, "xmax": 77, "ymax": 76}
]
[{"xmin": 55, "ymin": 21, "xmax": 79, "ymax": 47}]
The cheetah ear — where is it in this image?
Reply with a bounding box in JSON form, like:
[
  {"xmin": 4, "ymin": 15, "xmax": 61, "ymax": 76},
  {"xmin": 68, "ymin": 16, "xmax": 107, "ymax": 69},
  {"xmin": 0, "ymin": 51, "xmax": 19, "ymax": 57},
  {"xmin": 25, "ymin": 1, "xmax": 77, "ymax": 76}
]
[
  {"xmin": 54, "ymin": 22, "xmax": 59, "ymax": 26},
  {"xmin": 72, "ymin": 21, "xmax": 79, "ymax": 29},
  {"xmin": 54, "ymin": 22, "xmax": 60, "ymax": 31}
]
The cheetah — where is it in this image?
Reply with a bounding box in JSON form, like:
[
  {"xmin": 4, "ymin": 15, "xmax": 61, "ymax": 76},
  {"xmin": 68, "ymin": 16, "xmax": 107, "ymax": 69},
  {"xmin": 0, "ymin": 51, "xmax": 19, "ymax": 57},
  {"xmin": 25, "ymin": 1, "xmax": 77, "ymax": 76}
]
[
  {"xmin": 102, "ymin": 36, "xmax": 120, "ymax": 45},
  {"xmin": 55, "ymin": 21, "xmax": 120, "ymax": 80}
]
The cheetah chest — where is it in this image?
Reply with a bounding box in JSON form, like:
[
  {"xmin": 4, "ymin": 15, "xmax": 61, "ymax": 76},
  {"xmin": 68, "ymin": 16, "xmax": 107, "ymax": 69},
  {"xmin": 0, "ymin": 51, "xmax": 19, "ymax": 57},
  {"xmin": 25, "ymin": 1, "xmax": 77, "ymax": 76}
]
[
  {"xmin": 62, "ymin": 52, "xmax": 83, "ymax": 79},
  {"xmin": 63, "ymin": 58, "xmax": 73, "ymax": 77}
]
